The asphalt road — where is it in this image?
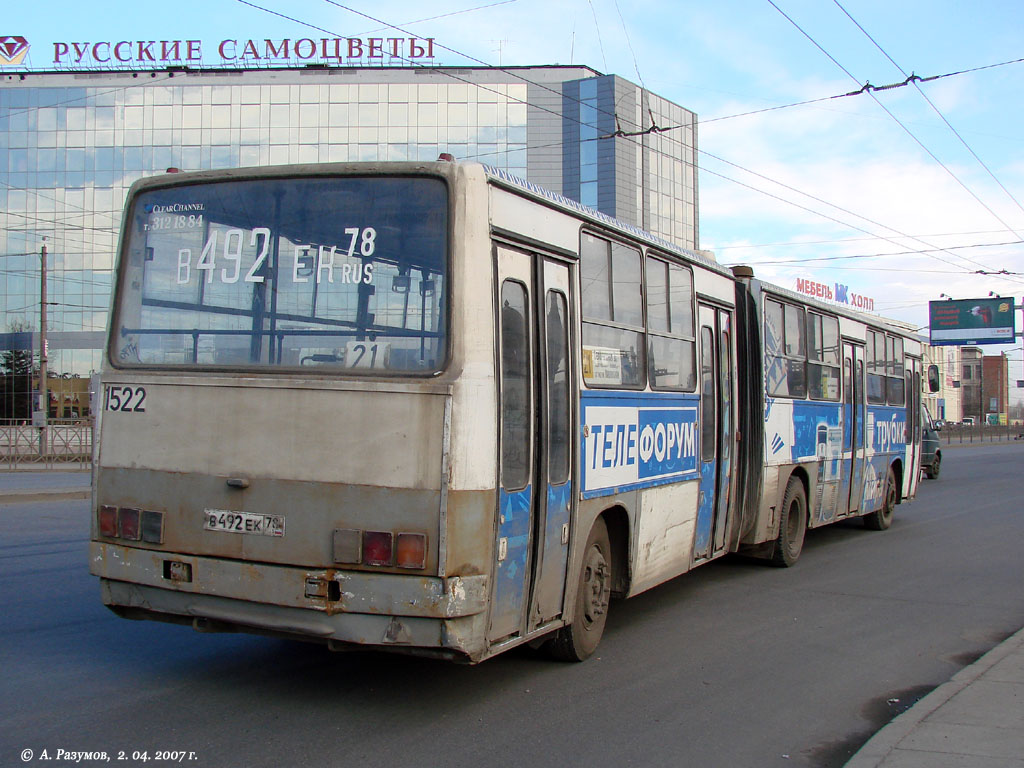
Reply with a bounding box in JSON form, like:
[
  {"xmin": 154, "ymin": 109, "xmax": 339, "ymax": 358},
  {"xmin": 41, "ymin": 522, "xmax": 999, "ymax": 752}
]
[{"xmin": 2, "ymin": 443, "xmax": 1023, "ymax": 768}]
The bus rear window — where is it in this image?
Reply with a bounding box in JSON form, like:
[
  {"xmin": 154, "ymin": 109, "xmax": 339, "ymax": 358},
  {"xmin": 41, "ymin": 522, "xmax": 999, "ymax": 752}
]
[{"xmin": 113, "ymin": 175, "xmax": 448, "ymax": 374}]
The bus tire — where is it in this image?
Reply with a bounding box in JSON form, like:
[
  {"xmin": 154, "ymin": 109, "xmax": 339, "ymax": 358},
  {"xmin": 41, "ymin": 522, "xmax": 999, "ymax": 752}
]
[
  {"xmin": 547, "ymin": 517, "xmax": 612, "ymax": 662},
  {"xmin": 864, "ymin": 466, "xmax": 897, "ymax": 530},
  {"xmin": 771, "ymin": 476, "xmax": 807, "ymax": 567}
]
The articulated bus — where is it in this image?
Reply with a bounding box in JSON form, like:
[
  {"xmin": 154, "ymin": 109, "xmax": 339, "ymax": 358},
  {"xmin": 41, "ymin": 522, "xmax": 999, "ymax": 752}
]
[{"xmin": 90, "ymin": 160, "xmax": 931, "ymax": 663}]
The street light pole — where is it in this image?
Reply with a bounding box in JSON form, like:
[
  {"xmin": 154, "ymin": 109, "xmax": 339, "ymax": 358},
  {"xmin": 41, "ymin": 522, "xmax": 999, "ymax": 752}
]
[{"xmin": 37, "ymin": 239, "xmax": 48, "ymax": 456}]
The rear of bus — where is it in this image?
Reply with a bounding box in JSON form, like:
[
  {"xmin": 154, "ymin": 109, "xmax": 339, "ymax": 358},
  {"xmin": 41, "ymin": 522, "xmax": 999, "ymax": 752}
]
[{"xmin": 90, "ymin": 162, "xmax": 493, "ymax": 661}]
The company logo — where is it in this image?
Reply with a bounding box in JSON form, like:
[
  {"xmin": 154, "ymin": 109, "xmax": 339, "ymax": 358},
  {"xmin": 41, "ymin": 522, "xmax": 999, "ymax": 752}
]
[
  {"xmin": 143, "ymin": 202, "xmax": 205, "ymax": 214},
  {"xmin": 0, "ymin": 36, "xmax": 29, "ymax": 66},
  {"xmin": 582, "ymin": 401, "xmax": 700, "ymax": 495},
  {"xmin": 49, "ymin": 37, "xmax": 436, "ymax": 67},
  {"xmin": 795, "ymin": 278, "xmax": 875, "ymax": 311}
]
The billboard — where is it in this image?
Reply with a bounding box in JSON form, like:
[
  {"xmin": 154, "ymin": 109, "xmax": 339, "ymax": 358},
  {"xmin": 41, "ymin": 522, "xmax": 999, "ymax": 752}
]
[{"xmin": 928, "ymin": 298, "xmax": 1016, "ymax": 346}]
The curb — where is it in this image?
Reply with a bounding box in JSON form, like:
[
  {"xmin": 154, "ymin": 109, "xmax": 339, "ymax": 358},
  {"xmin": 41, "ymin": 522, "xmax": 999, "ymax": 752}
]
[
  {"xmin": 0, "ymin": 489, "xmax": 92, "ymax": 504},
  {"xmin": 938, "ymin": 440, "xmax": 1024, "ymax": 450},
  {"xmin": 845, "ymin": 627, "xmax": 1024, "ymax": 767}
]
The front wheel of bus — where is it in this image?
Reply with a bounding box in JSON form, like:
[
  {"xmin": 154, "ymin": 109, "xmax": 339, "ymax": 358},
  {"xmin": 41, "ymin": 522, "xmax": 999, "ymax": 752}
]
[
  {"xmin": 864, "ymin": 467, "xmax": 897, "ymax": 530},
  {"xmin": 547, "ymin": 518, "xmax": 612, "ymax": 662},
  {"xmin": 771, "ymin": 476, "xmax": 807, "ymax": 567}
]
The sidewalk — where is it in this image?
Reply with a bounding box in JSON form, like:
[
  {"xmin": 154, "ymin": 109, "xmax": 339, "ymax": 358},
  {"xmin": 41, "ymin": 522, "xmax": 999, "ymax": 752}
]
[
  {"xmin": 846, "ymin": 627, "xmax": 1024, "ymax": 767},
  {"xmin": 0, "ymin": 469, "xmax": 92, "ymax": 503}
]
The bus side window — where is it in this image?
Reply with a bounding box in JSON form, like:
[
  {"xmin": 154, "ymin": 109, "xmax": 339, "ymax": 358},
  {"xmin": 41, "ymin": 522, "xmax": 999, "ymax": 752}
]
[
  {"xmin": 887, "ymin": 335, "xmax": 906, "ymax": 406},
  {"xmin": 764, "ymin": 298, "xmax": 806, "ymax": 398},
  {"xmin": 580, "ymin": 232, "xmax": 645, "ymax": 388},
  {"xmin": 500, "ymin": 280, "xmax": 531, "ymax": 491},
  {"xmin": 546, "ymin": 290, "xmax": 570, "ymax": 485},
  {"xmin": 701, "ymin": 326, "xmax": 716, "ymax": 462},
  {"xmin": 866, "ymin": 330, "xmax": 886, "ymax": 404}
]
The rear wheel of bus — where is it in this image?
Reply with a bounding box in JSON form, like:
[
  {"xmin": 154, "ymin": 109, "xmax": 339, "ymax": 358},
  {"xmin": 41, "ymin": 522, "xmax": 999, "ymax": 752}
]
[
  {"xmin": 864, "ymin": 466, "xmax": 897, "ymax": 530},
  {"xmin": 547, "ymin": 517, "xmax": 612, "ymax": 661},
  {"xmin": 771, "ymin": 476, "xmax": 807, "ymax": 567}
]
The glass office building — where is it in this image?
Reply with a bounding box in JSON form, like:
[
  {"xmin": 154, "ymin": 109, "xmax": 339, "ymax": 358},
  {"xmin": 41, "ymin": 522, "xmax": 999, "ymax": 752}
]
[{"xmin": 0, "ymin": 64, "xmax": 698, "ymax": 413}]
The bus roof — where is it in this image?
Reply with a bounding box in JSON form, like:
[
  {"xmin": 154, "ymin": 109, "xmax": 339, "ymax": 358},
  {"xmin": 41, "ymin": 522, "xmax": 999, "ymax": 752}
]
[
  {"xmin": 482, "ymin": 164, "xmax": 732, "ymax": 278},
  {"xmin": 748, "ymin": 275, "xmax": 920, "ymax": 338}
]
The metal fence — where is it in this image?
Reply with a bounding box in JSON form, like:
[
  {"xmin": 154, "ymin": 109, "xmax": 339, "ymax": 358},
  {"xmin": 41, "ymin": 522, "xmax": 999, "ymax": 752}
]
[
  {"xmin": 939, "ymin": 424, "xmax": 1024, "ymax": 445},
  {"xmin": 0, "ymin": 419, "xmax": 93, "ymax": 468}
]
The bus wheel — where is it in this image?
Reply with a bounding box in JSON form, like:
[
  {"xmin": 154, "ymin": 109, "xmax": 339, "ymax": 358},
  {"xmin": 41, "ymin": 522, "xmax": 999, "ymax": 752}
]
[
  {"xmin": 771, "ymin": 476, "xmax": 807, "ymax": 567},
  {"xmin": 547, "ymin": 517, "xmax": 612, "ymax": 662},
  {"xmin": 864, "ymin": 467, "xmax": 897, "ymax": 530}
]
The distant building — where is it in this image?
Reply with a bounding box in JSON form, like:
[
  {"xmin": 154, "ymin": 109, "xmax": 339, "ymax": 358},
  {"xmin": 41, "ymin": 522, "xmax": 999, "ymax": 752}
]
[
  {"xmin": 982, "ymin": 353, "xmax": 1010, "ymax": 425},
  {"xmin": 960, "ymin": 347, "xmax": 984, "ymax": 423},
  {"xmin": 922, "ymin": 342, "xmax": 960, "ymax": 423}
]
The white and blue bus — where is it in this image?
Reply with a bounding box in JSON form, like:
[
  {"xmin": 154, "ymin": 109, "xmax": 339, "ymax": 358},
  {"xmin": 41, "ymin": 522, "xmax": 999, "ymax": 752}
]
[{"xmin": 90, "ymin": 160, "xmax": 931, "ymax": 663}]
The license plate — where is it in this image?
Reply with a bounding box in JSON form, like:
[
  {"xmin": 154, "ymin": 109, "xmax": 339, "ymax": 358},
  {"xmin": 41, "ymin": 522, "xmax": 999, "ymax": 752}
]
[{"xmin": 204, "ymin": 509, "xmax": 285, "ymax": 537}]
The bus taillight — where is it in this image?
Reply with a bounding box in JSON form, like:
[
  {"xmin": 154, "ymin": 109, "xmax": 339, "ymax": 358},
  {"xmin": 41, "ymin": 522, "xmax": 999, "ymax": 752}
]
[
  {"xmin": 362, "ymin": 531, "xmax": 394, "ymax": 567},
  {"xmin": 333, "ymin": 528, "xmax": 426, "ymax": 570},
  {"xmin": 97, "ymin": 506, "xmax": 164, "ymax": 545},
  {"xmin": 118, "ymin": 508, "xmax": 142, "ymax": 541},
  {"xmin": 98, "ymin": 506, "xmax": 118, "ymax": 538},
  {"xmin": 396, "ymin": 533, "xmax": 426, "ymax": 569}
]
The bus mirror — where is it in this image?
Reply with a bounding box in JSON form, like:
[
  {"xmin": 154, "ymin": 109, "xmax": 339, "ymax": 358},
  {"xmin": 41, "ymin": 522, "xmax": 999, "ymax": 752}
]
[{"xmin": 927, "ymin": 364, "xmax": 940, "ymax": 393}]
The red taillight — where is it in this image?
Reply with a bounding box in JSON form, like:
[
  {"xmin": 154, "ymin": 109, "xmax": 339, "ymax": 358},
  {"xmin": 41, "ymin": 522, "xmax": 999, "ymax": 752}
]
[
  {"xmin": 98, "ymin": 506, "xmax": 118, "ymax": 538},
  {"xmin": 362, "ymin": 531, "xmax": 394, "ymax": 567},
  {"xmin": 396, "ymin": 533, "xmax": 426, "ymax": 569},
  {"xmin": 118, "ymin": 507, "xmax": 141, "ymax": 541}
]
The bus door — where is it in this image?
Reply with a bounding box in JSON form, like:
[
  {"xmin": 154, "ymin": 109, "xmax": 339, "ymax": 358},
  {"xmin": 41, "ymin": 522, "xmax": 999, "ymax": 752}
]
[
  {"xmin": 694, "ymin": 304, "xmax": 734, "ymax": 561},
  {"xmin": 489, "ymin": 244, "xmax": 575, "ymax": 644},
  {"xmin": 840, "ymin": 342, "xmax": 867, "ymax": 515}
]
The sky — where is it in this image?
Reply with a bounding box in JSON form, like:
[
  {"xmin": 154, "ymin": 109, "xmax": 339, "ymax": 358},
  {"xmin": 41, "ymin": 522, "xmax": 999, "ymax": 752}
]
[{"xmin": 8, "ymin": 0, "xmax": 1024, "ymax": 391}]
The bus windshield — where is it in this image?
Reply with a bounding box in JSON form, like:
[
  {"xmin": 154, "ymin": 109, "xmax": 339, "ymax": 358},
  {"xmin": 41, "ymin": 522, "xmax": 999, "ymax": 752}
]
[{"xmin": 113, "ymin": 175, "xmax": 448, "ymax": 374}]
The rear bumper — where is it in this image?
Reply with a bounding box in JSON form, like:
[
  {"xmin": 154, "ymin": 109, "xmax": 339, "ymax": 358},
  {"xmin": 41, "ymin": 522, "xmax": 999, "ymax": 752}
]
[{"xmin": 90, "ymin": 541, "xmax": 489, "ymax": 657}]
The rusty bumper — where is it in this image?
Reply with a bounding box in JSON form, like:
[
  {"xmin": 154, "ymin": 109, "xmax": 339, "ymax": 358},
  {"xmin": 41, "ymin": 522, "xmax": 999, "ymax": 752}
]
[{"xmin": 91, "ymin": 541, "xmax": 489, "ymax": 653}]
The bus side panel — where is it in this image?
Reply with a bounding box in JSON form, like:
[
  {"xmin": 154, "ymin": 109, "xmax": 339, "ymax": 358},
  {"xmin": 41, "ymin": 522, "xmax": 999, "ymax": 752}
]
[
  {"xmin": 628, "ymin": 482, "xmax": 699, "ymax": 596},
  {"xmin": 489, "ymin": 486, "xmax": 532, "ymax": 640},
  {"xmin": 579, "ymin": 391, "xmax": 702, "ymax": 598},
  {"xmin": 861, "ymin": 405, "xmax": 908, "ymax": 513},
  {"xmin": 443, "ymin": 489, "xmax": 497, "ymax": 576},
  {"xmin": 791, "ymin": 400, "xmax": 844, "ymax": 526},
  {"xmin": 751, "ymin": 395, "xmax": 843, "ymax": 538}
]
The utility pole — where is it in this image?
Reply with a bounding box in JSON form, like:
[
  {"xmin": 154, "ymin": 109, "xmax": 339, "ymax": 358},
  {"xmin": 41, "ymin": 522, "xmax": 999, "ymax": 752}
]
[{"xmin": 37, "ymin": 238, "xmax": 48, "ymax": 456}]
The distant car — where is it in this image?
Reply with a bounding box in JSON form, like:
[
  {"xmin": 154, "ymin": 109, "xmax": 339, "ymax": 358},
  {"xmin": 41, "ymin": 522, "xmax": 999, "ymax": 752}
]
[
  {"xmin": 961, "ymin": 417, "xmax": 976, "ymax": 426},
  {"xmin": 921, "ymin": 420, "xmax": 941, "ymax": 479},
  {"xmin": 922, "ymin": 409, "xmax": 942, "ymax": 480}
]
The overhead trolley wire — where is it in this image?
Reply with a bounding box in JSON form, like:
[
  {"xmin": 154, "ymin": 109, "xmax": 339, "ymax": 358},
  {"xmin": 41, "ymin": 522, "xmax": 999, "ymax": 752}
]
[
  {"xmin": 765, "ymin": 0, "xmax": 1024, "ymax": 270},
  {"xmin": 831, "ymin": 0, "xmax": 1024, "ymax": 224},
  {"xmin": 3, "ymin": 1, "xmax": 1020, "ymax": 289}
]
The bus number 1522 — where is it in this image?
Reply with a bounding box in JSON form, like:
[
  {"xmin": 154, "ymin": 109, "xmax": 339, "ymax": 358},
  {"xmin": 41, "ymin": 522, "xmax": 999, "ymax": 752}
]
[{"xmin": 105, "ymin": 385, "xmax": 146, "ymax": 413}]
